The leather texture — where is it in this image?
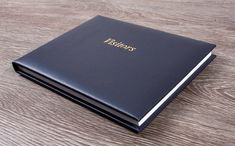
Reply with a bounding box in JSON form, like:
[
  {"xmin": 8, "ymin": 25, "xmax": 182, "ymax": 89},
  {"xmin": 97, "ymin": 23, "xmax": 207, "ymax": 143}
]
[{"xmin": 12, "ymin": 15, "xmax": 216, "ymax": 132}]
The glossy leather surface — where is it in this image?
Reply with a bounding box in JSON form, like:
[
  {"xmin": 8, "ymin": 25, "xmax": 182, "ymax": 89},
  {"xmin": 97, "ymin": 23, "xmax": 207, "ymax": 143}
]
[{"xmin": 12, "ymin": 16, "xmax": 215, "ymax": 131}]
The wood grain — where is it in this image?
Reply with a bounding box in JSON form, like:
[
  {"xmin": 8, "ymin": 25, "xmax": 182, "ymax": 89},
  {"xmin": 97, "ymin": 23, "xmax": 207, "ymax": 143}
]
[{"xmin": 0, "ymin": 0, "xmax": 235, "ymax": 145}]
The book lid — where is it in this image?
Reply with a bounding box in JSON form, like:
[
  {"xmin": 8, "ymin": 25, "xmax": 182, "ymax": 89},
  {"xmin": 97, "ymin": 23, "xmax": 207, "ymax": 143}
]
[{"xmin": 13, "ymin": 15, "xmax": 215, "ymax": 122}]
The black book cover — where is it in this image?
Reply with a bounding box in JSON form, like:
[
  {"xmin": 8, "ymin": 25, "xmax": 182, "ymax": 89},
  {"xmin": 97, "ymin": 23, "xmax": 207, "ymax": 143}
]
[{"xmin": 12, "ymin": 15, "xmax": 216, "ymax": 132}]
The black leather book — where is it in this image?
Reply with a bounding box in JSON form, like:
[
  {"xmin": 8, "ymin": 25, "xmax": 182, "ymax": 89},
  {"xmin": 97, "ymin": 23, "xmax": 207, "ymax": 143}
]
[{"xmin": 12, "ymin": 15, "xmax": 216, "ymax": 132}]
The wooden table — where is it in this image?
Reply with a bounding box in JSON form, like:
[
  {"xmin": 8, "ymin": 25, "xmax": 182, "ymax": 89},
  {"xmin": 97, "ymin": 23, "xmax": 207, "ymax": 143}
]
[{"xmin": 0, "ymin": 0, "xmax": 235, "ymax": 145}]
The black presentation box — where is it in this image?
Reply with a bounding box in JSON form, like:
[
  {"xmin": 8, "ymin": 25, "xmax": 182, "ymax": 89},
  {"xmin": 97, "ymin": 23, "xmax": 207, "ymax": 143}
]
[{"xmin": 12, "ymin": 15, "xmax": 216, "ymax": 132}]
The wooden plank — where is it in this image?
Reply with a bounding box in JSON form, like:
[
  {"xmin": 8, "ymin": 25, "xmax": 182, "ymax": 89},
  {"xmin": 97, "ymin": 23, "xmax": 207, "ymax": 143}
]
[{"xmin": 0, "ymin": 0, "xmax": 234, "ymax": 145}]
